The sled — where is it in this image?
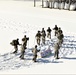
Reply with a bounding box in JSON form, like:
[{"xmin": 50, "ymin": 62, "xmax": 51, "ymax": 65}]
[{"xmin": 41, "ymin": 49, "xmax": 52, "ymax": 58}]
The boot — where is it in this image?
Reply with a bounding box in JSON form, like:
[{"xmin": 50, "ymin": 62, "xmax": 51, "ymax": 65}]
[
  {"xmin": 20, "ymin": 54, "xmax": 24, "ymax": 59},
  {"xmin": 21, "ymin": 57, "xmax": 24, "ymax": 60},
  {"xmin": 56, "ymin": 57, "xmax": 60, "ymax": 59}
]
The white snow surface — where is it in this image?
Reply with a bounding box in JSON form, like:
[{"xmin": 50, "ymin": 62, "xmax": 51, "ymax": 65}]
[{"xmin": 0, "ymin": 0, "xmax": 76, "ymax": 74}]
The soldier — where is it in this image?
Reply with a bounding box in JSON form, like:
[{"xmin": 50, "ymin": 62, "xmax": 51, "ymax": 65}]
[
  {"xmin": 20, "ymin": 35, "xmax": 29, "ymax": 59},
  {"xmin": 47, "ymin": 27, "xmax": 52, "ymax": 39},
  {"xmin": 35, "ymin": 31, "xmax": 41, "ymax": 45},
  {"xmin": 10, "ymin": 38, "xmax": 21, "ymax": 53},
  {"xmin": 58, "ymin": 27, "xmax": 63, "ymax": 34},
  {"xmin": 32, "ymin": 45, "xmax": 40, "ymax": 62},
  {"xmin": 19, "ymin": 44, "xmax": 25, "ymax": 59},
  {"xmin": 57, "ymin": 29, "xmax": 64, "ymax": 46},
  {"xmin": 41, "ymin": 28, "xmax": 46, "ymax": 44},
  {"xmin": 22, "ymin": 35, "xmax": 29, "ymax": 49},
  {"xmin": 54, "ymin": 42, "xmax": 60, "ymax": 59},
  {"xmin": 53, "ymin": 25, "xmax": 58, "ymax": 36}
]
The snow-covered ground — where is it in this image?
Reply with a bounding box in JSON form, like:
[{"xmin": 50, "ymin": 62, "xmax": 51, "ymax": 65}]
[{"xmin": 0, "ymin": 0, "xmax": 76, "ymax": 74}]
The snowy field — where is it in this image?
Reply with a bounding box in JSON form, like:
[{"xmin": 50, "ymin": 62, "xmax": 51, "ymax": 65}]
[{"xmin": 0, "ymin": 0, "xmax": 76, "ymax": 74}]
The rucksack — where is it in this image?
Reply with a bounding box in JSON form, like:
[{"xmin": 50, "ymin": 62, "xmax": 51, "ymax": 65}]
[
  {"xmin": 10, "ymin": 40, "xmax": 17, "ymax": 46},
  {"xmin": 58, "ymin": 34, "xmax": 64, "ymax": 40}
]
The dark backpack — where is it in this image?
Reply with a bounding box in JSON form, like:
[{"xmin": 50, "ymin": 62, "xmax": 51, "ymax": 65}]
[
  {"xmin": 10, "ymin": 40, "xmax": 18, "ymax": 46},
  {"xmin": 58, "ymin": 34, "xmax": 64, "ymax": 40}
]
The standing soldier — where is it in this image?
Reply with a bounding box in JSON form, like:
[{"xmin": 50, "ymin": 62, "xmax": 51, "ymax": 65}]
[
  {"xmin": 41, "ymin": 28, "xmax": 46, "ymax": 44},
  {"xmin": 32, "ymin": 45, "xmax": 40, "ymax": 62},
  {"xmin": 54, "ymin": 28, "xmax": 64, "ymax": 59},
  {"xmin": 47, "ymin": 27, "xmax": 52, "ymax": 39},
  {"xmin": 57, "ymin": 29, "xmax": 64, "ymax": 46},
  {"xmin": 53, "ymin": 25, "xmax": 58, "ymax": 36},
  {"xmin": 58, "ymin": 27, "xmax": 63, "ymax": 34},
  {"xmin": 10, "ymin": 38, "xmax": 21, "ymax": 53},
  {"xmin": 20, "ymin": 35, "xmax": 29, "ymax": 59},
  {"xmin": 35, "ymin": 31, "xmax": 41, "ymax": 45},
  {"xmin": 54, "ymin": 42, "xmax": 60, "ymax": 59},
  {"xmin": 22, "ymin": 35, "xmax": 29, "ymax": 49},
  {"xmin": 20, "ymin": 44, "xmax": 25, "ymax": 59}
]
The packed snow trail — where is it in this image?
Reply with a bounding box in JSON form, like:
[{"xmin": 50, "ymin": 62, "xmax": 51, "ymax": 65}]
[{"xmin": 0, "ymin": 35, "xmax": 76, "ymax": 71}]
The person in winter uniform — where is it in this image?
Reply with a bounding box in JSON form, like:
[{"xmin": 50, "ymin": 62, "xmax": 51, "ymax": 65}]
[
  {"xmin": 10, "ymin": 38, "xmax": 21, "ymax": 53},
  {"xmin": 32, "ymin": 45, "xmax": 40, "ymax": 62},
  {"xmin": 35, "ymin": 31, "xmax": 41, "ymax": 45},
  {"xmin": 54, "ymin": 42, "xmax": 60, "ymax": 59},
  {"xmin": 47, "ymin": 27, "xmax": 52, "ymax": 39},
  {"xmin": 20, "ymin": 35, "xmax": 29, "ymax": 59},
  {"xmin": 57, "ymin": 29, "xmax": 64, "ymax": 46},
  {"xmin": 22, "ymin": 35, "xmax": 29, "ymax": 49},
  {"xmin": 20, "ymin": 44, "xmax": 25, "ymax": 59},
  {"xmin": 58, "ymin": 27, "xmax": 63, "ymax": 34},
  {"xmin": 53, "ymin": 25, "xmax": 58, "ymax": 36},
  {"xmin": 41, "ymin": 28, "xmax": 46, "ymax": 44}
]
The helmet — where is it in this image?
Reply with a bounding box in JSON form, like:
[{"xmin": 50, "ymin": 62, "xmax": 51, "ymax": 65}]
[
  {"xmin": 42, "ymin": 28, "xmax": 44, "ymax": 30},
  {"xmin": 38, "ymin": 31, "xmax": 40, "ymax": 33},
  {"xmin": 17, "ymin": 38, "xmax": 19, "ymax": 40},
  {"xmin": 48, "ymin": 27, "xmax": 50, "ymax": 29},
  {"xmin": 58, "ymin": 27, "xmax": 61, "ymax": 30},
  {"xmin": 24, "ymin": 35, "xmax": 26, "ymax": 37},
  {"xmin": 35, "ymin": 45, "xmax": 37, "ymax": 48},
  {"xmin": 55, "ymin": 25, "xmax": 57, "ymax": 27}
]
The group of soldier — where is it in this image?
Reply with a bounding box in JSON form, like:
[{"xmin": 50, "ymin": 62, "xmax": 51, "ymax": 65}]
[
  {"xmin": 10, "ymin": 35, "xmax": 29, "ymax": 59},
  {"xmin": 10, "ymin": 25, "xmax": 64, "ymax": 62},
  {"xmin": 35, "ymin": 25, "xmax": 64, "ymax": 59},
  {"xmin": 35, "ymin": 27, "xmax": 51, "ymax": 45}
]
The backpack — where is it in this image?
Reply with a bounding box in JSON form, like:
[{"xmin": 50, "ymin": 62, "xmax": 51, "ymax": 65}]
[
  {"xmin": 58, "ymin": 34, "xmax": 64, "ymax": 40},
  {"xmin": 10, "ymin": 40, "xmax": 17, "ymax": 46},
  {"xmin": 42, "ymin": 31, "xmax": 46, "ymax": 37}
]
